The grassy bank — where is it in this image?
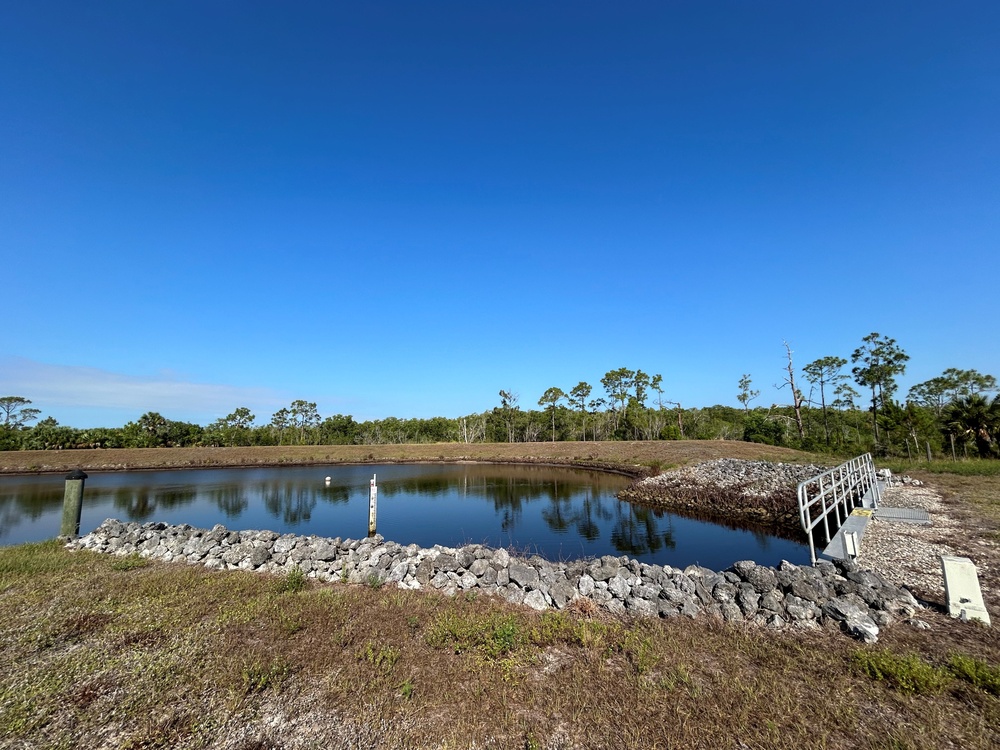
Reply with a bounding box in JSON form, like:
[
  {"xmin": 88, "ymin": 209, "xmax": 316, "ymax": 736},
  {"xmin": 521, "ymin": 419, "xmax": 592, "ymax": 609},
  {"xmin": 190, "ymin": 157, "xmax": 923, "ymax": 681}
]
[
  {"xmin": 2, "ymin": 540, "xmax": 999, "ymax": 749},
  {"xmin": 0, "ymin": 440, "xmax": 811, "ymax": 477},
  {"xmin": 2, "ymin": 444, "xmax": 1000, "ymax": 747}
]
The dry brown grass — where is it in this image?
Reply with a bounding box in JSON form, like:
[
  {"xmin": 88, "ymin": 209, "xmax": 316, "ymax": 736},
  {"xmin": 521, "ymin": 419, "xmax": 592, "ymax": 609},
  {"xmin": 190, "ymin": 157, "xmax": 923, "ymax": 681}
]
[
  {"xmin": 1, "ymin": 541, "xmax": 999, "ymax": 749},
  {"xmin": 0, "ymin": 439, "xmax": 812, "ymax": 477}
]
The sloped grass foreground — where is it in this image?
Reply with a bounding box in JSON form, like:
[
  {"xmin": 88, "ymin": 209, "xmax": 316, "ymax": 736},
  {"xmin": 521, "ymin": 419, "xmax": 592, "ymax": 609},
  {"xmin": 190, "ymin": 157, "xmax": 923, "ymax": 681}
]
[{"xmin": 2, "ymin": 542, "xmax": 999, "ymax": 749}]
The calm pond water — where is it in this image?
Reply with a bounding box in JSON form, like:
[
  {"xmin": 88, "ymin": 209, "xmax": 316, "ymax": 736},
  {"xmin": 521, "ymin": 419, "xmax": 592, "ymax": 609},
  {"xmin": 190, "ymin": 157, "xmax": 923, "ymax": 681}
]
[{"xmin": 0, "ymin": 463, "xmax": 808, "ymax": 570}]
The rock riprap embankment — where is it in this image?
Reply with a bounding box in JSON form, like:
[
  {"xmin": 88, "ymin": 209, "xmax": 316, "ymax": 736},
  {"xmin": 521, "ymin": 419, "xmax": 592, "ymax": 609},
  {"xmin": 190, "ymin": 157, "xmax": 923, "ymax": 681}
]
[
  {"xmin": 619, "ymin": 458, "xmax": 830, "ymax": 535},
  {"xmin": 70, "ymin": 518, "xmax": 920, "ymax": 642}
]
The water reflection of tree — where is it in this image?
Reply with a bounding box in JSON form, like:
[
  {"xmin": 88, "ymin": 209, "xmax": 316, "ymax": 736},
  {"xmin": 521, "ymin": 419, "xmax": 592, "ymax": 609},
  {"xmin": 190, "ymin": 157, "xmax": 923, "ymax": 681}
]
[
  {"xmin": 0, "ymin": 504, "xmax": 24, "ymax": 541},
  {"xmin": 384, "ymin": 474, "xmax": 578, "ymax": 505},
  {"xmin": 609, "ymin": 503, "xmax": 676, "ymax": 557},
  {"xmin": 206, "ymin": 486, "xmax": 249, "ymax": 518},
  {"xmin": 379, "ymin": 469, "xmax": 620, "ymax": 539},
  {"xmin": 318, "ymin": 485, "xmax": 350, "ymax": 504},
  {"xmin": 481, "ymin": 475, "xmax": 585, "ymax": 534},
  {"xmin": 113, "ymin": 487, "xmax": 197, "ymax": 521},
  {"xmin": 752, "ymin": 529, "xmax": 771, "ymax": 550},
  {"xmin": 541, "ymin": 496, "xmax": 574, "ymax": 534},
  {"xmin": 491, "ymin": 476, "xmax": 526, "ymax": 533},
  {"xmin": 0, "ymin": 485, "xmax": 67, "ymax": 522},
  {"xmin": 260, "ymin": 482, "xmax": 317, "ymax": 525},
  {"xmin": 575, "ymin": 492, "xmax": 613, "ymax": 541}
]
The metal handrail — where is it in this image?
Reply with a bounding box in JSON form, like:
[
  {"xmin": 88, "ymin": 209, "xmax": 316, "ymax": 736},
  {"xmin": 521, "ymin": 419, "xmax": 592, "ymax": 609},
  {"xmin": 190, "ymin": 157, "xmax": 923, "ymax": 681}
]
[{"xmin": 797, "ymin": 453, "xmax": 882, "ymax": 565}]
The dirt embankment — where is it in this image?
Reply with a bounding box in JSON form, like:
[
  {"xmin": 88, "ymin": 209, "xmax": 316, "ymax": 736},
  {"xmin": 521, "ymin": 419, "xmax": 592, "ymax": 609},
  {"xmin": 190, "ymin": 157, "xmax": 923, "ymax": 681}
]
[{"xmin": 0, "ymin": 440, "xmax": 811, "ymax": 476}]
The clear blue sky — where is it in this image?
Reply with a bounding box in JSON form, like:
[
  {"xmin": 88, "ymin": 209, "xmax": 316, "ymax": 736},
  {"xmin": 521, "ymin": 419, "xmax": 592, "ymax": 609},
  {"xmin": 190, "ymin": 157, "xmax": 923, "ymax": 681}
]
[{"xmin": 2, "ymin": 2, "xmax": 998, "ymax": 428}]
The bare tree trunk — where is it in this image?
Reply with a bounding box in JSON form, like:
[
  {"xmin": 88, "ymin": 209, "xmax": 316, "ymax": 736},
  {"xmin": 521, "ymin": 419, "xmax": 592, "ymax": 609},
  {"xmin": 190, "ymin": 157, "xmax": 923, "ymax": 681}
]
[{"xmin": 782, "ymin": 342, "xmax": 806, "ymax": 440}]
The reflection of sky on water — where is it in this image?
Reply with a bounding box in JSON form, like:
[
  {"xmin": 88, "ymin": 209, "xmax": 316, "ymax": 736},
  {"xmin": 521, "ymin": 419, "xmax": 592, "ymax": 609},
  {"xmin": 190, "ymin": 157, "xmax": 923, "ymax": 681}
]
[{"xmin": 0, "ymin": 463, "xmax": 808, "ymax": 569}]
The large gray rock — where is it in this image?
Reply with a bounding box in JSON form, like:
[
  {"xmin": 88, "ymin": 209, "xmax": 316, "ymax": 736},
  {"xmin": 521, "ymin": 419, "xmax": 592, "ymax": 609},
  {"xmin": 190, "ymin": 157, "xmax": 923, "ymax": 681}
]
[
  {"xmin": 846, "ymin": 613, "xmax": 880, "ymax": 643},
  {"xmin": 607, "ymin": 574, "xmax": 631, "ymax": 599},
  {"xmin": 509, "ymin": 563, "xmax": 539, "ymax": 589},
  {"xmin": 469, "ymin": 559, "xmax": 491, "ymax": 577},
  {"xmin": 550, "ymin": 581, "xmax": 577, "ymax": 609},
  {"xmin": 821, "ymin": 595, "xmax": 862, "ymax": 619},
  {"xmin": 731, "ymin": 560, "xmax": 778, "ymax": 594},
  {"xmin": 591, "ymin": 564, "xmax": 619, "ymax": 582},
  {"xmin": 627, "ymin": 597, "xmax": 658, "ymax": 617},
  {"xmin": 388, "ymin": 561, "xmax": 409, "ymax": 583},
  {"xmin": 524, "ymin": 590, "xmax": 549, "ymax": 611}
]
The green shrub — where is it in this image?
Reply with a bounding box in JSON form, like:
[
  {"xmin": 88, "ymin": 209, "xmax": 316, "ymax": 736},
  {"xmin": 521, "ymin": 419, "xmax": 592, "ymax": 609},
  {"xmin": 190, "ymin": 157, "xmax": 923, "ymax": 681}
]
[
  {"xmin": 398, "ymin": 679, "xmax": 415, "ymax": 700},
  {"xmin": 949, "ymin": 654, "xmax": 1000, "ymax": 695},
  {"xmin": 853, "ymin": 649, "xmax": 951, "ymax": 694},
  {"xmin": 276, "ymin": 566, "xmax": 306, "ymax": 593},
  {"xmin": 742, "ymin": 413, "xmax": 785, "ymax": 446},
  {"xmin": 426, "ymin": 611, "xmax": 526, "ymax": 659}
]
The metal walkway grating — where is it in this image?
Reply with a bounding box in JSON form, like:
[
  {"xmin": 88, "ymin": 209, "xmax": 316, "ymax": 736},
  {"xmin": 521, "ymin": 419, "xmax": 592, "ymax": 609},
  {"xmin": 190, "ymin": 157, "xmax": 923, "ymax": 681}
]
[{"xmin": 874, "ymin": 507, "xmax": 931, "ymax": 524}]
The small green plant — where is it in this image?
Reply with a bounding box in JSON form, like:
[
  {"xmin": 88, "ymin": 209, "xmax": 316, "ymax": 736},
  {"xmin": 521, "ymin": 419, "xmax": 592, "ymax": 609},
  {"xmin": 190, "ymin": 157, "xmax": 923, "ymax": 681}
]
[
  {"xmin": 853, "ymin": 649, "xmax": 951, "ymax": 694},
  {"xmin": 275, "ymin": 608, "xmax": 303, "ymax": 636},
  {"xmin": 487, "ymin": 618, "xmax": 522, "ymax": 659},
  {"xmin": 360, "ymin": 641, "xmax": 400, "ymax": 675},
  {"xmin": 618, "ymin": 630, "xmax": 658, "ymax": 676},
  {"xmin": 110, "ymin": 553, "xmax": 150, "ymax": 572},
  {"xmin": 426, "ymin": 611, "xmax": 526, "ymax": 660},
  {"xmin": 949, "ymin": 654, "xmax": 1000, "ymax": 695},
  {"xmin": 239, "ymin": 657, "xmax": 289, "ymax": 695},
  {"xmin": 367, "ymin": 573, "xmax": 385, "ymax": 590},
  {"xmin": 398, "ymin": 679, "xmax": 415, "ymax": 700},
  {"xmin": 658, "ymin": 663, "xmax": 693, "ymax": 692},
  {"xmin": 533, "ymin": 610, "xmax": 575, "ymax": 644},
  {"xmin": 276, "ymin": 566, "xmax": 306, "ymax": 593}
]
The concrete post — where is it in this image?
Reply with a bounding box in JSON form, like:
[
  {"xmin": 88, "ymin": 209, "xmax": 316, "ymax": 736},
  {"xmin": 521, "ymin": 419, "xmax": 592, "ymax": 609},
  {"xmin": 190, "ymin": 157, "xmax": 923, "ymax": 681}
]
[{"xmin": 60, "ymin": 469, "xmax": 88, "ymax": 538}]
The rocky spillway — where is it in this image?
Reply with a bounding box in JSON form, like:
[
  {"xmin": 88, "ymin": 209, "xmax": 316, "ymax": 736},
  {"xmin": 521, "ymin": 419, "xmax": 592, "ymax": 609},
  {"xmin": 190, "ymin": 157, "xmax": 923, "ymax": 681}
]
[
  {"xmin": 69, "ymin": 517, "xmax": 921, "ymax": 642},
  {"xmin": 619, "ymin": 458, "xmax": 830, "ymax": 536}
]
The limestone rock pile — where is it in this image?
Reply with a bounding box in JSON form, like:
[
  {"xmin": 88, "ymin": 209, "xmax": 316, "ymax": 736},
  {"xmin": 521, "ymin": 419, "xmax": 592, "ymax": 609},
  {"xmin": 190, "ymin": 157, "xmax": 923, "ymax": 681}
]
[
  {"xmin": 620, "ymin": 459, "xmax": 829, "ymax": 533},
  {"xmin": 70, "ymin": 518, "xmax": 921, "ymax": 642}
]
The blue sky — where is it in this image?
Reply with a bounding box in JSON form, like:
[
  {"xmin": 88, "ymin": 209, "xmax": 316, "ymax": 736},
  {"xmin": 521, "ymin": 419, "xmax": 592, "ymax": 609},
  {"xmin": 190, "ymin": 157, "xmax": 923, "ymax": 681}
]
[{"xmin": 2, "ymin": 2, "xmax": 998, "ymax": 428}]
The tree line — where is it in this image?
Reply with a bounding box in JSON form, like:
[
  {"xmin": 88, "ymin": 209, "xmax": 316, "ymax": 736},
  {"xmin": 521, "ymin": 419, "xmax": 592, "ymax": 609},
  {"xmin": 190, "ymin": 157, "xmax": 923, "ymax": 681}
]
[{"xmin": 2, "ymin": 332, "xmax": 998, "ymax": 458}]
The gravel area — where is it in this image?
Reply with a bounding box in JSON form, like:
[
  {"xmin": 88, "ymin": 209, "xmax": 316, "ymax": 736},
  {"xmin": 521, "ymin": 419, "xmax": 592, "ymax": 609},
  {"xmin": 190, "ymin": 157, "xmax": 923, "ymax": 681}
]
[
  {"xmin": 638, "ymin": 458, "xmax": 830, "ymax": 496},
  {"xmin": 857, "ymin": 480, "xmax": 998, "ymax": 608},
  {"xmin": 620, "ymin": 458, "xmax": 831, "ymax": 536}
]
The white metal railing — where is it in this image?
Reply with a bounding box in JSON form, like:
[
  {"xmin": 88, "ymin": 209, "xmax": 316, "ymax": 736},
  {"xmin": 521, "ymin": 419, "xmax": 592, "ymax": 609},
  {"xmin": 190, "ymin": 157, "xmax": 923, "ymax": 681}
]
[{"xmin": 797, "ymin": 453, "xmax": 882, "ymax": 565}]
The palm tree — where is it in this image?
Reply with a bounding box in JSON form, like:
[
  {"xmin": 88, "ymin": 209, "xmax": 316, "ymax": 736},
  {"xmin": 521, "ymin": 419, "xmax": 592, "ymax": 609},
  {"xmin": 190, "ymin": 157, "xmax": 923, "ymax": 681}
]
[{"xmin": 944, "ymin": 394, "xmax": 1000, "ymax": 458}]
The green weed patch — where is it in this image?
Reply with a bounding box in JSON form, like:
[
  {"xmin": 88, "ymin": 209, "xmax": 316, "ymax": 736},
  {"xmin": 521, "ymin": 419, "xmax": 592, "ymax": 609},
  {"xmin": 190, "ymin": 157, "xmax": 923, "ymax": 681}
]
[
  {"xmin": 949, "ymin": 654, "xmax": 1000, "ymax": 695},
  {"xmin": 853, "ymin": 649, "xmax": 952, "ymax": 694}
]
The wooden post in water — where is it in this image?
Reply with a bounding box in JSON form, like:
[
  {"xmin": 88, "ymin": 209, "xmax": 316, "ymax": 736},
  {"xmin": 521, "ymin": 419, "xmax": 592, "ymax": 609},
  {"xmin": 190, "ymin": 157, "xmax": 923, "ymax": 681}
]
[
  {"xmin": 368, "ymin": 474, "xmax": 378, "ymax": 537},
  {"xmin": 60, "ymin": 469, "xmax": 88, "ymax": 538}
]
